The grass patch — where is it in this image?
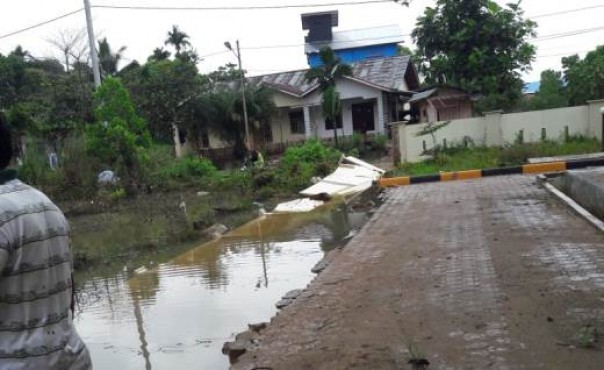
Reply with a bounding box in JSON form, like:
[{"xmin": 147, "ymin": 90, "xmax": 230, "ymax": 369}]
[{"xmin": 387, "ymin": 136, "xmax": 600, "ymax": 177}]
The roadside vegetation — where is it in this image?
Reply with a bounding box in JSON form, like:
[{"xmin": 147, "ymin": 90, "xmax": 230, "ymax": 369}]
[
  {"xmin": 20, "ymin": 129, "xmax": 344, "ymax": 277},
  {"xmin": 387, "ymin": 136, "xmax": 600, "ymax": 177}
]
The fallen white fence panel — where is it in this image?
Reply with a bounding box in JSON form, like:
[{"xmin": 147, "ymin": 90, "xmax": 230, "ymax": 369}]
[
  {"xmin": 273, "ymin": 198, "xmax": 324, "ymax": 213},
  {"xmin": 274, "ymin": 156, "xmax": 384, "ymax": 213}
]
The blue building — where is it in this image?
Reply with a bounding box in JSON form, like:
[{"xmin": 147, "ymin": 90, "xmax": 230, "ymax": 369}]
[{"xmin": 302, "ymin": 11, "xmax": 404, "ymax": 68}]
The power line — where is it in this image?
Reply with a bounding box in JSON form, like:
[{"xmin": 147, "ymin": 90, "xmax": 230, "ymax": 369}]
[
  {"xmin": 534, "ymin": 25, "xmax": 604, "ymax": 42},
  {"xmin": 536, "ymin": 49, "xmax": 593, "ymax": 58},
  {"xmin": 529, "ymin": 4, "xmax": 604, "ymax": 19},
  {"xmin": 92, "ymin": 0, "xmax": 392, "ymax": 11},
  {"xmin": 0, "ymin": 8, "xmax": 84, "ymax": 40},
  {"xmin": 198, "ymin": 33, "xmax": 410, "ymax": 58}
]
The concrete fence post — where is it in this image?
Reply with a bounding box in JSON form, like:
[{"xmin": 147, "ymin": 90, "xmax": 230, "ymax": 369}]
[
  {"xmin": 303, "ymin": 106, "xmax": 312, "ymax": 139},
  {"xmin": 587, "ymin": 99, "xmax": 604, "ymax": 141},
  {"xmin": 484, "ymin": 110, "xmax": 503, "ymax": 147},
  {"xmin": 394, "ymin": 122, "xmax": 407, "ymax": 164}
]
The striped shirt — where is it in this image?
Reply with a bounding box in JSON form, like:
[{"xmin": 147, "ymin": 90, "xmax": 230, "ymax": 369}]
[{"xmin": 0, "ymin": 173, "xmax": 91, "ymax": 370}]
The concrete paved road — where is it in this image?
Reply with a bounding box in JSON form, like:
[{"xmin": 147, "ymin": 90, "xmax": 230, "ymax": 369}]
[{"xmin": 233, "ymin": 175, "xmax": 604, "ymax": 370}]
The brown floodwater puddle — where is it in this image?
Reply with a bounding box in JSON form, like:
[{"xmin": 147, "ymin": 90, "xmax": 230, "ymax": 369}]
[{"xmin": 74, "ymin": 201, "xmax": 371, "ymax": 370}]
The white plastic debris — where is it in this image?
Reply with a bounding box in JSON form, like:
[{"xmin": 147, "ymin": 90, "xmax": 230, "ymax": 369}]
[
  {"xmin": 273, "ymin": 156, "xmax": 385, "ymax": 213},
  {"xmin": 273, "ymin": 198, "xmax": 324, "ymax": 213},
  {"xmin": 300, "ymin": 157, "xmax": 384, "ymax": 197},
  {"xmin": 98, "ymin": 170, "xmax": 118, "ymax": 185}
]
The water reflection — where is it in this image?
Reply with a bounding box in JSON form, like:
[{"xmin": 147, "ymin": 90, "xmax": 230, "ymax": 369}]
[{"xmin": 75, "ymin": 203, "xmax": 369, "ymax": 370}]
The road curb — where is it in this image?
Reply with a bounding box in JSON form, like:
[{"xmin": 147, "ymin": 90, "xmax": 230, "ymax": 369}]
[
  {"xmin": 379, "ymin": 157, "xmax": 604, "ymax": 187},
  {"xmin": 537, "ymin": 174, "xmax": 604, "ymax": 233}
]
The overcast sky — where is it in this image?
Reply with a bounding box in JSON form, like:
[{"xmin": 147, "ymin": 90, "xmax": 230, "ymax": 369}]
[{"xmin": 1, "ymin": 0, "xmax": 603, "ymax": 82}]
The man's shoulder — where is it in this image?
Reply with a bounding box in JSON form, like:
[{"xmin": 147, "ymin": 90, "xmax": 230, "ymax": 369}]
[
  {"xmin": 0, "ymin": 179, "xmax": 30, "ymax": 196},
  {"xmin": 0, "ymin": 180, "xmax": 60, "ymax": 216}
]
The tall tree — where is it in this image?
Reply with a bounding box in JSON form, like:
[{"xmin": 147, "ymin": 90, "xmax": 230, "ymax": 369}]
[
  {"xmin": 87, "ymin": 77, "xmax": 150, "ymax": 192},
  {"xmin": 0, "ymin": 47, "xmax": 94, "ymax": 153},
  {"xmin": 98, "ymin": 38, "xmax": 127, "ymax": 78},
  {"xmin": 148, "ymin": 47, "xmax": 171, "ymax": 62},
  {"xmin": 121, "ymin": 59, "xmax": 203, "ymax": 143},
  {"xmin": 525, "ymin": 69, "xmax": 568, "ymax": 111},
  {"xmin": 412, "ymin": 0, "xmax": 536, "ymax": 111},
  {"xmin": 165, "ymin": 25, "xmax": 191, "ymax": 54},
  {"xmin": 305, "ymin": 47, "xmax": 352, "ymax": 147},
  {"xmin": 47, "ymin": 28, "xmax": 87, "ymax": 72},
  {"xmin": 563, "ymin": 45, "xmax": 604, "ymax": 106}
]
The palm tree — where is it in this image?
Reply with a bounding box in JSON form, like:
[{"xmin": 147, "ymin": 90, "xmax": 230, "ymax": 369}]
[
  {"xmin": 305, "ymin": 47, "xmax": 352, "ymax": 147},
  {"xmin": 176, "ymin": 49, "xmax": 200, "ymax": 64},
  {"xmin": 97, "ymin": 38, "xmax": 126, "ymax": 77},
  {"xmin": 148, "ymin": 47, "xmax": 171, "ymax": 62},
  {"xmin": 165, "ymin": 25, "xmax": 191, "ymax": 54}
]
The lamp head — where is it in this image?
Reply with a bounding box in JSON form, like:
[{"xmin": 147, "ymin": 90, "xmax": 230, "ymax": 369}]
[{"xmin": 224, "ymin": 41, "xmax": 233, "ymax": 51}]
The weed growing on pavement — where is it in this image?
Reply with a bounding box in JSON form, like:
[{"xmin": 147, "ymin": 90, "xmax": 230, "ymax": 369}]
[
  {"xmin": 576, "ymin": 325, "xmax": 599, "ymax": 348},
  {"xmin": 406, "ymin": 341, "xmax": 430, "ymax": 369}
]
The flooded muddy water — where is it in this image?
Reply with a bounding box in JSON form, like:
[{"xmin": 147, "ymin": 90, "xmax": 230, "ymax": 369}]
[{"xmin": 75, "ymin": 202, "xmax": 370, "ymax": 370}]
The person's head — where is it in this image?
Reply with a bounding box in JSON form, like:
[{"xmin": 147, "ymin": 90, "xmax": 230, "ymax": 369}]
[{"xmin": 0, "ymin": 115, "xmax": 12, "ymax": 170}]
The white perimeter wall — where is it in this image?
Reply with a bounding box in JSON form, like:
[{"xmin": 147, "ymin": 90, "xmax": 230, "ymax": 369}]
[{"xmin": 395, "ymin": 100, "xmax": 604, "ymax": 163}]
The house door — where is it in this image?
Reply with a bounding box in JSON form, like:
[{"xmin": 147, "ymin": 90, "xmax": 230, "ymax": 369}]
[{"xmin": 352, "ymin": 102, "xmax": 375, "ymax": 134}]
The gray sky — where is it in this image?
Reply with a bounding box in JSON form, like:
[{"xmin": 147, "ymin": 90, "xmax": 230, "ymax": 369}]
[{"xmin": 1, "ymin": 0, "xmax": 603, "ymax": 82}]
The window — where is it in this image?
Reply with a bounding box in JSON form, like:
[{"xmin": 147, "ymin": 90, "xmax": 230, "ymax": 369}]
[
  {"xmin": 289, "ymin": 110, "xmax": 305, "ymax": 134},
  {"xmin": 325, "ymin": 113, "xmax": 343, "ymax": 130},
  {"xmin": 200, "ymin": 129, "xmax": 210, "ymax": 148}
]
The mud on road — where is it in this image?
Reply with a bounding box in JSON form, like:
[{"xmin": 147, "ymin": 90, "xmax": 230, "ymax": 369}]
[{"xmin": 232, "ymin": 175, "xmax": 604, "ymax": 370}]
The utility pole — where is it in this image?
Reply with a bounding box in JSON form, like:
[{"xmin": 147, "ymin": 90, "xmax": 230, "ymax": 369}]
[
  {"xmin": 236, "ymin": 40, "xmax": 251, "ymax": 150},
  {"xmin": 225, "ymin": 40, "xmax": 251, "ymax": 150},
  {"xmin": 83, "ymin": 0, "xmax": 101, "ymax": 88}
]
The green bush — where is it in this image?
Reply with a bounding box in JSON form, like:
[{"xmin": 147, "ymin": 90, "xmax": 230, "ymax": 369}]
[
  {"xmin": 19, "ymin": 135, "xmax": 99, "ymax": 200},
  {"xmin": 19, "ymin": 143, "xmax": 61, "ymax": 191},
  {"xmin": 372, "ymin": 134, "xmax": 388, "ymax": 152},
  {"xmin": 87, "ymin": 78, "xmax": 151, "ymax": 193},
  {"xmin": 279, "ymin": 139, "xmax": 341, "ymax": 189},
  {"xmin": 210, "ymin": 170, "xmax": 252, "ymax": 192},
  {"xmin": 337, "ymin": 133, "xmax": 364, "ymax": 155},
  {"xmin": 172, "ymin": 156, "xmax": 217, "ymax": 178},
  {"xmin": 154, "ymin": 156, "xmax": 217, "ymax": 184}
]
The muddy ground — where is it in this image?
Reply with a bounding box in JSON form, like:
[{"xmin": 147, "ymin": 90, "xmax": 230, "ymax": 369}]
[{"xmin": 232, "ymin": 175, "xmax": 604, "ymax": 370}]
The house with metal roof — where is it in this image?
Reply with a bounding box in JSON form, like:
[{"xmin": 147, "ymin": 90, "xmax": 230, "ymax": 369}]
[
  {"xmin": 185, "ymin": 11, "xmax": 419, "ymax": 159},
  {"xmin": 245, "ymin": 54, "xmax": 419, "ymax": 148},
  {"xmin": 408, "ymin": 86, "xmax": 475, "ymax": 123}
]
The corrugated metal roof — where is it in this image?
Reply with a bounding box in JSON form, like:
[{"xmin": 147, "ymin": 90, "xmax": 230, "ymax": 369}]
[
  {"xmin": 248, "ymin": 70, "xmax": 319, "ymax": 97},
  {"xmin": 350, "ymin": 55, "xmax": 410, "ymax": 92},
  {"xmin": 304, "ymin": 25, "xmax": 404, "ymax": 53},
  {"xmin": 408, "ymin": 88, "xmax": 437, "ymax": 103},
  {"xmin": 248, "ymin": 55, "xmax": 412, "ymax": 97}
]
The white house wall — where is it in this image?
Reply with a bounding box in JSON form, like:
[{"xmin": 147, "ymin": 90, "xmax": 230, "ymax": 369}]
[
  {"xmin": 272, "ymin": 91, "xmax": 306, "ymax": 108},
  {"xmin": 303, "ymin": 78, "xmax": 384, "ymax": 104},
  {"xmin": 270, "ymin": 107, "xmax": 307, "ymax": 144},
  {"xmin": 208, "ymin": 132, "xmax": 230, "ymax": 149},
  {"xmin": 268, "ymin": 78, "xmax": 386, "ymax": 141}
]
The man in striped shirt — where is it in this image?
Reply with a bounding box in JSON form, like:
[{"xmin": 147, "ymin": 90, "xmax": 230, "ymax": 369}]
[{"xmin": 0, "ymin": 118, "xmax": 91, "ymax": 369}]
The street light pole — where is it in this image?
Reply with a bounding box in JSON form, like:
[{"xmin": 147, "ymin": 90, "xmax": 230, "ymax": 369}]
[{"xmin": 225, "ymin": 40, "xmax": 251, "ymax": 151}]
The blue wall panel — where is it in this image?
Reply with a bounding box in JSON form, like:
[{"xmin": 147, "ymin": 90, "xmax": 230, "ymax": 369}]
[{"xmin": 308, "ymin": 44, "xmax": 398, "ymax": 67}]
